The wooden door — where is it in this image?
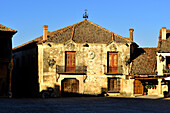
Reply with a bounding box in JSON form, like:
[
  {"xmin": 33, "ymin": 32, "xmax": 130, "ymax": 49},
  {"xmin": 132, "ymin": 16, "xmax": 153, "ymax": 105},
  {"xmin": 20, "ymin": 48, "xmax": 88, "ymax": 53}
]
[
  {"xmin": 62, "ymin": 78, "xmax": 79, "ymax": 93},
  {"xmin": 66, "ymin": 52, "xmax": 76, "ymax": 72},
  {"xmin": 134, "ymin": 80, "xmax": 143, "ymax": 94},
  {"xmin": 108, "ymin": 52, "xmax": 118, "ymax": 73}
]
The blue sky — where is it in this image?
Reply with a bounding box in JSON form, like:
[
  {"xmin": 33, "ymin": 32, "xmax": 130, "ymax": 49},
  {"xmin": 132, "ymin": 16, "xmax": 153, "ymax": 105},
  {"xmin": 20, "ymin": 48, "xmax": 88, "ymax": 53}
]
[{"xmin": 1, "ymin": 0, "xmax": 170, "ymax": 48}]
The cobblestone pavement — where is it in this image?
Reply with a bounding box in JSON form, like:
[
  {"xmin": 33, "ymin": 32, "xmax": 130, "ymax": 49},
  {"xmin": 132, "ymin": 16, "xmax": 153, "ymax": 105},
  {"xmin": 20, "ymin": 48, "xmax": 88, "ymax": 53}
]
[{"xmin": 0, "ymin": 97, "xmax": 170, "ymax": 113}]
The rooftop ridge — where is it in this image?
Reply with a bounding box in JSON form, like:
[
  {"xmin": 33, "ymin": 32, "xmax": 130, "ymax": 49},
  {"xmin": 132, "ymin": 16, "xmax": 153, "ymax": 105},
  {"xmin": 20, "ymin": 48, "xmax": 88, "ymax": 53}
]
[
  {"xmin": 86, "ymin": 20, "xmax": 131, "ymax": 42},
  {"xmin": 141, "ymin": 47, "xmax": 157, "ymax": 49},
  {"xmin": 0, "ymin": 24, "xmax": 17, "ymax": 32},
  {"xmin": 13, "ymin": 20, "xmax": 132, "ymax": 50}
]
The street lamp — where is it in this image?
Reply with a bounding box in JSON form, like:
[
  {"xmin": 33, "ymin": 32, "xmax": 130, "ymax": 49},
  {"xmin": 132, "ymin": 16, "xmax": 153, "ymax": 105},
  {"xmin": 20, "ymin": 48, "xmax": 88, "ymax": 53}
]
[{"xmin": 159, "ymin": 54, "xmax": 164, "ymax": 62}]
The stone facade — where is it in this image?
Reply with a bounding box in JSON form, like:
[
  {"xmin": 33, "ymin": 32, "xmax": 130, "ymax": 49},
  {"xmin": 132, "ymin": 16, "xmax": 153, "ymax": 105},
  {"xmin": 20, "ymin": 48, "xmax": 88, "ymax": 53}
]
[
  {"xmin": 13, "ymin": 20, "xmax": 136, "ymax": 97},
  {"xmin": 38, "ymin": 40, "xmax": 132, "ymax": 96}
]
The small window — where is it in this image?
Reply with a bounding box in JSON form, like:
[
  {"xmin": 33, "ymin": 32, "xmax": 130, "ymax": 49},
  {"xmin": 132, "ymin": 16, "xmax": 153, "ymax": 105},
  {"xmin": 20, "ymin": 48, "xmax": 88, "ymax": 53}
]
[{"xmin": 108, "ymin": 78, "xmax": 120, "ymax": 92}]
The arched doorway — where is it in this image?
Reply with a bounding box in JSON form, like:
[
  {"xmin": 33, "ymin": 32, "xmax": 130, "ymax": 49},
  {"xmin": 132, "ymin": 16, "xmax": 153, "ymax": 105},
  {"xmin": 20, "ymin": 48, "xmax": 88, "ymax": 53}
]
[{"xmin": 61, "ymin": 78, "xmax": 79, "ymax": 96}]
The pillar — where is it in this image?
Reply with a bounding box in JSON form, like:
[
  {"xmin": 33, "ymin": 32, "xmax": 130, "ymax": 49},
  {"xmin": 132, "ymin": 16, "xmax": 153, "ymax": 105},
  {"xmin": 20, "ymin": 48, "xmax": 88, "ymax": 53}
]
[
  {"xmin": 37, "ymin": 43, "xmax": 44, "ymax": 92},
  {"xmin": 131, "ymin": 79, "xmax": 135, "ymax": 97},
  {"xmin": 158, "ymin": 79, "xmax": 163, "ymax": 97}
]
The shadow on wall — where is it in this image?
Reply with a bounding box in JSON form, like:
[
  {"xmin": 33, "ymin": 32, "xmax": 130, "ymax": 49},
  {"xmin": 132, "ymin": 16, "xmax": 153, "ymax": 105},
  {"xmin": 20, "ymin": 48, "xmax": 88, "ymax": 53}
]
[
  {"xmin": 41, "ymin": 87, "xmax": 108, "ymax": 98},
  {"xmin": 61, "ymin": 87, "xmax": 108, "ymax": 97},
  {"xmin": 12, "ymin": 65, "xmax": 39, "ymax": 98},
  {"xmin": 0, "ymin": 80, "xmax": 6, "ymax": 96},
  {"xmin": 40, "ymin": 85, "xmax": 60, "ymax": 98}
]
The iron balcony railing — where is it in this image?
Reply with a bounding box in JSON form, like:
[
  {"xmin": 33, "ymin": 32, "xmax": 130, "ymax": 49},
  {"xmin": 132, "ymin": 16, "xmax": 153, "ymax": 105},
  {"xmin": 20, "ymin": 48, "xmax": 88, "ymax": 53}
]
[
  {"xmin": 104, "ymin": 65, "xmax": 123, "ymax": 75},
  {"xmin": 56, "ymin": 65, "xmax": 87, "ymax": 74}
]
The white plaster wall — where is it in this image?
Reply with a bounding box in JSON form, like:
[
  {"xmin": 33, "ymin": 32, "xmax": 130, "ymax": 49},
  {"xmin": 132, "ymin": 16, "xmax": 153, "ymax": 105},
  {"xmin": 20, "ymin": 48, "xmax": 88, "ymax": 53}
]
[{"xmin": 157, "ymin": 52, "xmax": 170, "ymax": 75}]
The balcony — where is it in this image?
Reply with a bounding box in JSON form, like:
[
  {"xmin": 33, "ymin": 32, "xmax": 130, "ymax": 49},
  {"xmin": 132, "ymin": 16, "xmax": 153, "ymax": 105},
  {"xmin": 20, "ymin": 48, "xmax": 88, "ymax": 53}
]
[
  {"xmin": 104, "ymin": 65, "xmax": 123, "ymax": 75},
  {"xmin": 56, "ymin": 66, "xmax": 87, "ymax": 75}
]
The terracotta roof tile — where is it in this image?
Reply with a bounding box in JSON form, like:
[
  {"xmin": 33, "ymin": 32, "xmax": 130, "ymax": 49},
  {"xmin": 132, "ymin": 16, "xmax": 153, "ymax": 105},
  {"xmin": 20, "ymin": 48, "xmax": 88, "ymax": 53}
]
[
  {"xmin": 0, "ymin": 24, "xmax": 17, "ymax": 32},
  {"xmin": 158, "ymin": 37, "xmax": 170, "ymax": 52},
  {"xmin": 13, "ymin": 20, "xmax": 132, "ymax": 50},
  {"xmin": 131, "ymin": 48, "xmax": 157, "ymax": 75}
]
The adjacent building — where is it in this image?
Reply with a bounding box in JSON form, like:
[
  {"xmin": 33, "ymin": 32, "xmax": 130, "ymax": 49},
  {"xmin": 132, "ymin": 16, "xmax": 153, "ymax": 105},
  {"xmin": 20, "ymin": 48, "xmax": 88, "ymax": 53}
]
[
  {"xmin": 130, "ymin": 48, "xmax": 159, "ymax": 95},
  {"xmin": 156, "ymin": 27, "xmax": 170, "ymax": 96},
  {"xmin": 129, "ymin": 27, "xmax": 170, "ymax": 97},
  {"xmin": 0, "ymin": 24, "xmax": 17, "ymax": 97}
]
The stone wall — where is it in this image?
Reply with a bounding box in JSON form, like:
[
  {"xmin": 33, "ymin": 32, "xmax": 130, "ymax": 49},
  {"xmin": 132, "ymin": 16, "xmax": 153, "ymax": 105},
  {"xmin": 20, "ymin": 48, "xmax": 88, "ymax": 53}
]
[
  {"xmin": 38, "ymin": 40, "xmax": 132, "ymax": 95},
  {"xmin": 157, "ymin": 52, "xmax": 170, "ymax": 75}
]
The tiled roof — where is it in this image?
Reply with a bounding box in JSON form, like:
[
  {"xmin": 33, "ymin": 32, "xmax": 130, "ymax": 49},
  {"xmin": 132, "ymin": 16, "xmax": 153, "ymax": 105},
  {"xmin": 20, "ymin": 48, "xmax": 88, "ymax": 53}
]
[
  {"xmin": 48, "ymin": 20, "xmax": 131, "ymax": 43},
  {"xmin": 158, "ymin": 38, "xmax": 170, "ymax": 52},
  {"xmin": 0, "ymin": 24, "xmax": 17, "ymax": 32},
  {"xmin": 130, "ymin": 48, "xmax": 157, "ymax": 75},
  {"xmin": 158, "ymin": 29, "xmax": 170, "ymax": 52},
  {"xmin": 13, "ymin": 20, "xmax": 132, "ymax": 50}
]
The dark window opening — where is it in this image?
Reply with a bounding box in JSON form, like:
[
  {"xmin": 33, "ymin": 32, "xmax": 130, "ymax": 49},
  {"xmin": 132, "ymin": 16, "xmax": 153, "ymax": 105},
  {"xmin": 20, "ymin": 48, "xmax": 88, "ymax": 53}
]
[
  {"xmin": 166, "ymin": 33, "xmax": 170, "ymax": 39},
  {"xmin": 83, "ymin": 43, "xmax": 89, "ymax": 47},
  {"xmin": 166, "ymin": 56, "xmax": 170, "ymax": 69},
  {"xmin": 108, "ymin": 78, "xmax": 120, "ymax": 92}
]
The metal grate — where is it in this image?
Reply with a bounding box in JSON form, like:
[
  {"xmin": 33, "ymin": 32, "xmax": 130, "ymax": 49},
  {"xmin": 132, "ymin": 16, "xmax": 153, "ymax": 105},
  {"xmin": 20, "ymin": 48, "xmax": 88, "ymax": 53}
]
[
  {"xmin": 104, "ymin": 65, "xmax": 123, "ymax": 74},
  {"xmin": 56, "ymin": 65, "xmax": 87, "ymax": 74}
]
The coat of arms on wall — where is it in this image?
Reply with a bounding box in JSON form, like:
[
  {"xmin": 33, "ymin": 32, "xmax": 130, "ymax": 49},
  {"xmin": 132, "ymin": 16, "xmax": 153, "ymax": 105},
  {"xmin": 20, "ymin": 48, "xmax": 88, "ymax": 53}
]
[
  {"xmin": 65, "ymin": 43, "xmax": 75, "ymax": 51},
  {"xmin": 88, "ymin": 51, "xmax": 95, "ymax": 59},
  {"xmin": 109, "ymin": 44, "xmax": 117, "ymax": 51}
]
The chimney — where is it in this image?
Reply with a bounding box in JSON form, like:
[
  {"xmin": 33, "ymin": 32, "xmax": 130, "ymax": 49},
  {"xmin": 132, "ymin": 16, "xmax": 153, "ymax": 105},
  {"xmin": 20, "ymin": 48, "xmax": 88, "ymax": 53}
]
[
  {"xmin": 129, "ymin": 28, "xmax": 134, "ymax": 41},
  {"xmin": 162, "ymin": 27, "xmax": 166, "ymax": 40},
  {"xmin": 43, "ymin": 25, "xmax": 48, "ymax": 41}
]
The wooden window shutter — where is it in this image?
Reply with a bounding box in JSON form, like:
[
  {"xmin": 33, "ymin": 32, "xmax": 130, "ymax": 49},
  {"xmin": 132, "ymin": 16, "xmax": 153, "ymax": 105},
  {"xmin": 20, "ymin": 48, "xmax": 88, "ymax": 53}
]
[
  {"xmin": 66, "ymin": 52, "xmax": 76, "ymax": 72},
  {"xmin": 108, "ymin": 52, "xmax": 118, "ymax": 73}
]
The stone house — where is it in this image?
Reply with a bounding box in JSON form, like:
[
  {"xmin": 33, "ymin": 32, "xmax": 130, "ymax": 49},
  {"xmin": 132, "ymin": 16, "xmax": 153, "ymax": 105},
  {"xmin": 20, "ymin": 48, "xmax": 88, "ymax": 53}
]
[
  {"xmin": 12, "ymin": 20, "xmax": 138, "ymax": 97},
  {"xmin": 0, "ymin": 24, "xmax": 17, "ymax": 97}
]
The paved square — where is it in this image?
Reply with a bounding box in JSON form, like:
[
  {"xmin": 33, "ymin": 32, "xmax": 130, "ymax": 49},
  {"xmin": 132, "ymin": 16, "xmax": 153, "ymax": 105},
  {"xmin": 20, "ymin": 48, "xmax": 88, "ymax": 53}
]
[{"xmin": 0, "ymin": 97, "xmax": 170, "ymax": 113}]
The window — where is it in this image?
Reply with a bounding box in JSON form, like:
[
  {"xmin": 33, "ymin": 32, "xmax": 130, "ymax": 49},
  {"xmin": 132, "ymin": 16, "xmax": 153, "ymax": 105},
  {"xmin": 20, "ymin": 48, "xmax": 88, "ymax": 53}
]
[
  {"xmin": 108, "ymin": 78, "xmax": 120, "ymax": 92},
  {"xmin": 66, "ymin": 52, "xmax": 76, "ymax": 72},
  {"xmin": 108, "ymin": 52, "xmax": 118, "ymax": 73},
  {"xmin": 166, "ymin": 57, "xmax": 170, "ymax": 69}
]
